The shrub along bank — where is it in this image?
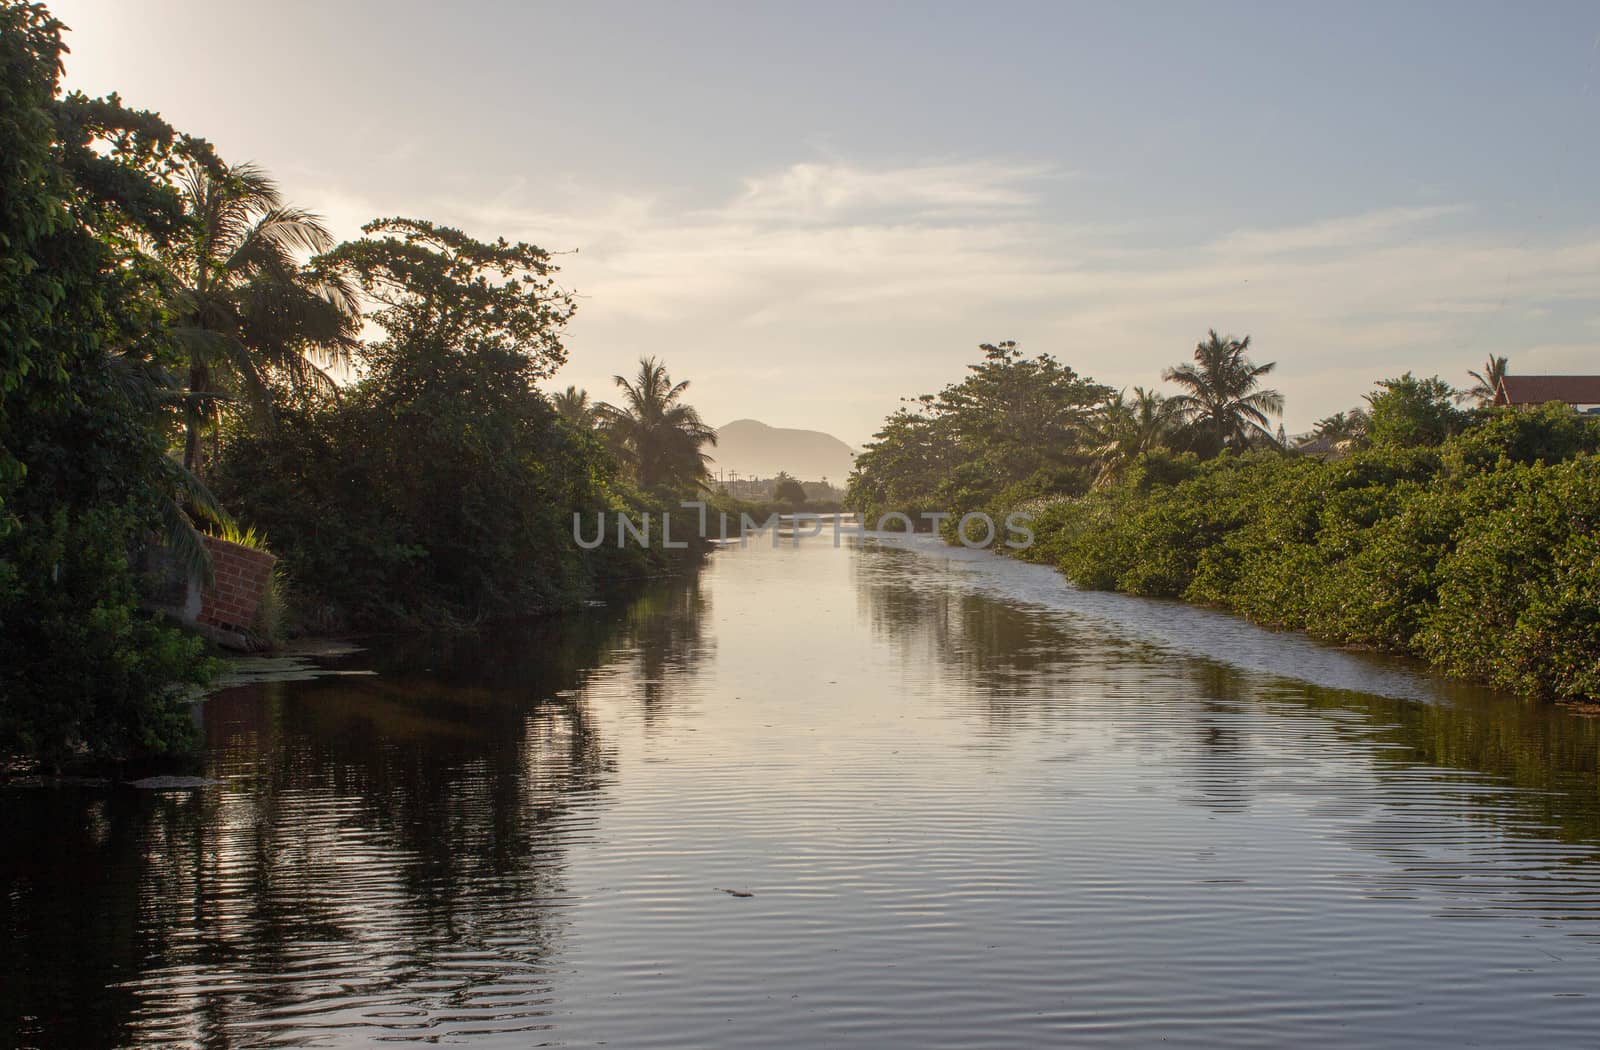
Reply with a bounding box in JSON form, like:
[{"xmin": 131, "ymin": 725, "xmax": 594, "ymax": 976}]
[{"xmin": 1019, "ymin": 405, "xmax": 1600, "ymax": 701}]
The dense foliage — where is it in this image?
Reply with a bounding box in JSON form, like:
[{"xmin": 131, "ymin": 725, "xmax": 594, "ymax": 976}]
[
  {"xmin": 1023, "ymin": 406, "xmax": 1600, "ymax": 701},
  {"xmin": 212, "ymin": 223, "xmax": 688, "ymax": 629},
  {"xmin": 1, "ymin": 3, "xmax": 212, "ymax": 765},
  {"xmin": 850, "ymin": 332, "xmax": 1600, "ymax": 702},
  {"xmin": 773, "ymin": 475, "xmax": 807, "ymax": 506}
]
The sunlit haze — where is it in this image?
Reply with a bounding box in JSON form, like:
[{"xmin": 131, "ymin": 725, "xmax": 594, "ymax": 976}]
[{"xmin": 45, "ymin": 0, "xmax": 1600, "ymax": 442}]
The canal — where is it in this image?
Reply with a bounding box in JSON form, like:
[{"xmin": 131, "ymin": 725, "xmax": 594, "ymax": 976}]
[{"xmin": 6, "ymin": 534, "xmax": 1600, "ymax": 1047}]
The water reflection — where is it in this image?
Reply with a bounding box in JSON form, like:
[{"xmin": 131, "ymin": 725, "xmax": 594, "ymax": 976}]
[
  {"xmin": 605, "ymin": 576, "xmax": 712, "ymax": 720},
  {"xmin": 0, "ymin": 583, "xmax": 702, "ymax": 1049},
  {"xmin": 854, "ymin": 538, "xmax": 1600, "ymax": 916},
  {"xmin": 9, "ymin": 545, "xmax": 1600, "ymax": 1048}
]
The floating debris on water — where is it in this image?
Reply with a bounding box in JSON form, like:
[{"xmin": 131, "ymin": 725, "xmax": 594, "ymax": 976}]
[
  {"xmin": 126, "ymin": 776, "xmax": 222, "ymax": 790},
  {"xmin": 209, "ymin": 640, "xmax": 374, "ymax": 691}
]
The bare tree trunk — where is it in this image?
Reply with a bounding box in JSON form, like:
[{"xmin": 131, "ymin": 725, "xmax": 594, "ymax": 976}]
[{"xmin": 183, "ymin": 419, "xmax": 204, "ymax": 479}]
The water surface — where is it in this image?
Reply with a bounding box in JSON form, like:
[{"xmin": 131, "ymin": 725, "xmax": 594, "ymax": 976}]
[{"xmin": 7, "ymin": 536, "xmax": 1600, "ymax": 1047}]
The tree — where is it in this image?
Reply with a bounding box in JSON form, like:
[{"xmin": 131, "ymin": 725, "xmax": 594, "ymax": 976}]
[
  {"xmin": 1162, "ymin": 330, "xmax": 1284, "ymax": 457},
  {"xmin": 553, "ymin": 385, "xmax": 594, "ymax": 427},
  {"xmin": 847, "ymin": 342, "xmax": 1112, "ymax": 523},
  {"xmin": 1464, "ymin": 354, "xmax": 1509, "ymax": 406},
  {"xmin": 598, "ymin": 357, "xmax": 717, "ymax": 493},
  {"xmin": 773, "ymin": 474, "xmax": 806, "ymax": 506},
  {"xmin": 163, "ymin": 161, "xmax": 360, "ymax": 477},
  {"xmin": 934, "ymin": 342, "xmax": 1110, "ymax": 483},
  {"xmin": 218, "ymin": 216, "xmax": 629, "ymax": 626},
  {"xmin": 324, "ymin": 217, "xmax": 573, "ymax": 382},
  {"xmin": 1364, "ymin": 374, "xmax": 1463, "ymax": 448},
  {"xmin": 845, "ymin": 401, "xmax": 956, "ymax": 524},
  {"xmin": 2, "ymin": 3, "xmax": 211, "ymax": 764},
  {"xmin": 1089, "ymin": 386, "xmax": 1173, "ymax": 488},
  {"xmin": 1306, "ymin": 408, "xmax": 1370, "ymax": 452}
]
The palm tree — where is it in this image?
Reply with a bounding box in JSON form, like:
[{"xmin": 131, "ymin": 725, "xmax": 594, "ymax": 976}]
[
  {"xmin": 552, "ymin": 385, "xmax": 595, "ymax": 427},
  {"xmin": 1464, "ymin": 354, "xmax": 1509, "ymax": 405},
  {"xmin": 1089, "ymin": 386, "xmax": 1173, "ymax": 488},
  {"xmin": 597, "ymin": 357, "xmax": 717, "ymax": 491},
  {"xmin": 1162, "ymin": 330, "xmax": 1284, "ymax": 456},
  {"xmin": 1305, "ymin": 408, "xmax": 1370, "ymax": 452},
  {"xmin": 161, "ymin": 161, "xmax": 360, "ymax": 477},
  {"xmin": 1129, "ymin": 387, "xmax": 1174, "ymax": 451}
]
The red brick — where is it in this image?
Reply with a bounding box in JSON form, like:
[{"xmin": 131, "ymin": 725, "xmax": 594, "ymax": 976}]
[{"xmin": 199, "ymin": 536, "xmax": 276, "ymax": 633}]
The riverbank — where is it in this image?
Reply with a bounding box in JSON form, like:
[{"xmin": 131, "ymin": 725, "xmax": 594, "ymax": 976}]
[
  {"xmin": 1014, "ymin": 406, "xmax": 1600, "ymax": 703},
  {"xmin": 843, "ymin": 343, "xmax": 1600, "ymax": 707}
]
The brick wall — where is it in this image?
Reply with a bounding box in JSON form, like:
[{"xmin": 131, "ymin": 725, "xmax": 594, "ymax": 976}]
[{"xmin": 198, "ymin": 535, "xmax": 276, "ymax": 633}]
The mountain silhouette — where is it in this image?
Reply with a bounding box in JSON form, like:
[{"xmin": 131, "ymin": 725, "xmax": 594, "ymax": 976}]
[{"xmin": 710, "ymin": 419, "xmax": 856, "ymax": 483}]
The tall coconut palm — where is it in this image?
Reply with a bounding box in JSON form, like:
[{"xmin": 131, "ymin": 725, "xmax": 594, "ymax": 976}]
[
  {"xmin": 597, "ymin": 357, "xmax": 717, "ymax": 492},
  {"xmin": 1464, "ymin": 354, "xmax": 1509, "ymax": 405},
  {"xmin": 161, "ymin": 161, "xmax": 360, "ymax": 477},
  {"xmin": 552, "ymin": 385, "xmax": 595, "ymax": 428},
  {"xmin": 1162, "ymin": 330, "xmax": 1284, "ymax": 456},
  {"xmin": 1088, "ymin": 386, "xmax": 1173, "ymax": 488}
]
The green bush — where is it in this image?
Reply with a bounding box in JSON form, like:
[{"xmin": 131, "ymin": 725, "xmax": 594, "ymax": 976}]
[
  {"xmin": 1443, "ymin": 403, "xmax": 1600, "ymax": 473},
  {"xmin": 1364, "ymin": 373, "xmax": 1464, "ymax": 448},
  {"xmin": 1420, "ymin": 459, "xmax": 1600, "ymax": 699},
  {"xmin": 1033, "ymin": 410, "xmax": 1600, "ymax": 700},
  {"xmin": 0, "ymin": 510, "xmax": 210, "ymax": 766}
]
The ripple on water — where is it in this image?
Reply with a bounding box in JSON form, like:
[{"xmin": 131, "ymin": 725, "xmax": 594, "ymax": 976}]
[{"xmin": 6, "ymin": 539, "xmax": 1600, "ymax": 1047}]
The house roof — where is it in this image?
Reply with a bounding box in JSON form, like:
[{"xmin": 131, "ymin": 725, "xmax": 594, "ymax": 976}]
[
  {"xmin": 1494, "ymin": 375, "xmax": 1600, "ymax": 405},
  {"xmin": 1294, "ymin": 433, "xmax": 1340, "ymax": 455}
]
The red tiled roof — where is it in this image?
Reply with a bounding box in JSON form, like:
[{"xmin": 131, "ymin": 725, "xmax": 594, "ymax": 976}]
[{"xmin": 1495, "ymin": 375, "xmax": 1600, "ymax": 405}]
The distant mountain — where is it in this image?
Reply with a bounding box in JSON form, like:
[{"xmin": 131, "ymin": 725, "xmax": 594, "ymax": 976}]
[{"xmin": 711, "ymin": 419, "xmax": 856, "ymax": 483}]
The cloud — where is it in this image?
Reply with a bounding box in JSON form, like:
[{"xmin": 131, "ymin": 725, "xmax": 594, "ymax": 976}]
[
  {"xmin": 294, "ymin": 158, "xmax": 1600, "ymax": 441},
  {"xmin": 729, "ymin": 161, "xmax": 1059, "ymax": 223},
  {"xmin": 1208, "ymin": 205, "xmax": 1470, "ymax": 257}
]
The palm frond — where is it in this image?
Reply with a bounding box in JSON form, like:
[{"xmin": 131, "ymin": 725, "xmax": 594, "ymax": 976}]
[
  {"xmin": 151, "ymin": 453, "xmax": 231, "ymax": 586},
  {"xmin": 157, "ymin": 497, "xmax": 215, "ymax": 587}
]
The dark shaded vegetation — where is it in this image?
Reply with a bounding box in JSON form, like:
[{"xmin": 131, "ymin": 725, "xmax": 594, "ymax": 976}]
[
  {"xmin": 1, "ymin": 3, "xmax": 215, "ymax": 765},
  {"xmin": 210, "ymin": 224, "xmax": 704, "ymax": 631},
  {"xmin": 1, "ymin": 3, "xmax": 716, "ymax": 762}
]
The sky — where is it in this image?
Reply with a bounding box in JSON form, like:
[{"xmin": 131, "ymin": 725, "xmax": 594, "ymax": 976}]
[{"xmin": 44, "ymin": 0, "xmax": 1600, "ymax": 445}]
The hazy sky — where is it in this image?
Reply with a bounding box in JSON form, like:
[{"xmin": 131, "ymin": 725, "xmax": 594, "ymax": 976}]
[{"xmin": 47, "ymin": 1, "xmax": 1600, "ymax": 444}]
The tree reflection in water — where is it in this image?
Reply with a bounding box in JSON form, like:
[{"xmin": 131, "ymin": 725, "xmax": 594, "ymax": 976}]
[
  {"xmin": 12, "ymin": 547, "xmax": 1600, "ymax": 1048},
  {"xmin": 606, "ymin": 576, "xmax": 712, "ymax": 723},
  {"xmin": 850, "ymin": 540, "xmax": 1600, "ymax": 893},
  {"xmin": 0, "ymin": 577, "xmax": 708, "ymax": 1049}
]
